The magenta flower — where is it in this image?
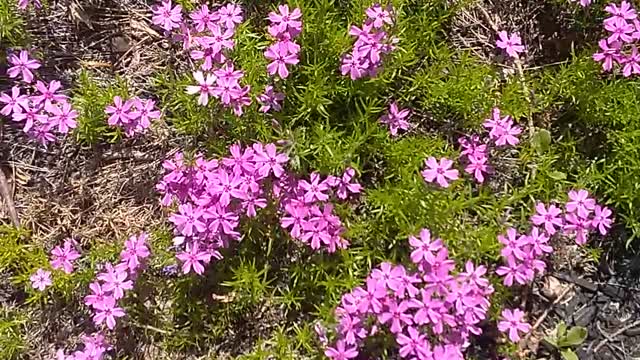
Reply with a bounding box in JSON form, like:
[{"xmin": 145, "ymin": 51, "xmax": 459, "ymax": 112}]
[
  {"xmin": 30, "ymin": 268, "xmax": 52, "ymax": 291},
  {"xmin": 50, "ymin": 241, "xmax": 81, "ymax": 274},
  {"xmin": 496, "ymin": 255, "xmax": 527, "ymax": 286},
  {"xmin": 340, "ymin": 53, "xmax": 369, "ymax": 80},
  {"xmin": 592, "ymin": 205, "xmax": 613, "ymax": 235},
  {"xmin": 7, "ymin": 50, "xmax": 41, "ymax": 83},
  {"xmin": 421, "ymin": 157, "xmax": 459, "ymax": 188},
  {"xmin": 32, "ymin": 80, "xmax": 67, "ymax": 110},
  {"xmin": 365, "ymin": 4, "xmax": 393, "ymax": 29},
  {"xmin": 352, "ymin": 277, "xmax": 387, "ymax": 314},
  {"xmin": 324, "ymin": 340, "xmax": 358, "ymax": 360},
  {"xmin": 264, "ymin": 42, "xmax": 300, "ymax": 79},
  {"xmin": 0, "ymin": 86, "xmax": 29, "ymax": 116},
  {"xmin": 379, "ymin": 102, "xmax": 411, "ymax": 136},
  {"xmin": 408, "ymin": 228, "xmax": 443, "ymax": 264},
  {"xmin": 378, "ymin": 299, "xmax": 413, "ymax": 333},
  {"xmin": 254, "ymin": 143, "xmax": 288, "ymax": 178},
  {"xmin": 18, "ymin": 0, "xmax": 42, "ymax": 9},
  {"xmin": 84, "ymin": 282, "xmax": 107, "ymax": 308},
  {"xmin": 530, "ymin": 202, "xmax": 564, "ymax": 235},
  {"xmin": 564, "ymin": 213, "xmax": 592, "ymax": 245},
  {"xmin": 186, "ymin": 71, "xmax": 216, "ymax": 106},
  {"xmin": 105, "ymin": 96, "xmax": 133, "ymax": 126},
  {"xmin": 92, "ymin": 296, "xmax": 125, "ymax": 330},
  {"xmin": 176, "ymin": 243, "xmax": 211, "ymax": 275},
  {"xmin": 498, "ymin": 308, "xmax": 531, "ymax": 342},
  {"xmin": 49, "ymin": 102, "xmax": 78, "ymax": 134},
  {"xmin": 223, "ymin": 143, "xmax": 256, "ymax": 175},
  {"xmin": 566, "ymin": 189, "xmax": 596, "ymax": 218},
  {"xmin": 169, "ymin": 203, "xmax": 207, "ymax": 237},
  {"xmin": 151, "ymin": 0, "xmax": 183, "ymax": 32},
  {"xmin": 217, "ymin": 3, "xmax": 243, "ymax": 30},
  {"xmin": 528, "ymin": 227, "xmax": 553, "ymax": 256},
  {"xmin": 605, "ymin": 1, "xmax": 637, "ymax": 23},
  {"xmin": 268, "ymin": 5, "xmax": 303, "ymax": 38},
  {"xmin": 498, "ymin": 228, "xmax": 528, "ymax": 260},
  {"xmin": 623, "ymin": 46, "xmax": 640, "ymax": 77},
  {"xmin": 464, "ymin": 154, "xmax": 489, "ymax": 183},
  {"xmin": 496, "ymin": 31, "xmax": 525, "ymax": 58},
  {"xmin": 99, "ymin": 267, "xmax": 133, "ymax": 300},
  {"xmin": 298, "ymin": 172, "xmax": 330, "ymax": 203},
  {"xmin": 129, "ymin": 98, "xmax": 161, "ymax": 130},
  {"xmin": 120, "ymin": 233, "xmax": 151, "ymax": 271},
  {"xmin": 396, "ymin": 326, "xmax": 428, "ymax": 358},
  {"xmin": 605, "ymin": 18, "xmax": 635, "ymax": 44},
  {"xmin": 190, "ymin": 4, "xmax": 217, "ymax": 32},
  {"xmin": 593, "ymin": 41, "xmax": 621, "ymax": 71},
  {"xmin": 257, "ymin": 85, "xmax": 285, "ymax": 113},
  {"xmin": 328, "ymin": 168, "xmax": 362, "ymax": 199}
]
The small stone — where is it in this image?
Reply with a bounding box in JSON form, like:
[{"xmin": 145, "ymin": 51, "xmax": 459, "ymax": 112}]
[
  {"xmin": 542, "ymin": 276, "xmax": 566, "ymax": 300},
  {"xmin": 625, "ymin": 327, "xmax": 640, "ymax": 336}
]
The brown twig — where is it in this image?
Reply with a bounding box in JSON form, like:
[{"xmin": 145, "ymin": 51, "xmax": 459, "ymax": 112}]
[
  {"xmin": 593, "ymin": 319, "xmax": 640, "ymax": 353},
  {"xmin": 0, "ymin": 167, "xmax": 20, "ymax": 228},
  {"xmin": 524, "ymin": 285, "xmax": 574, "ymax": 341}
]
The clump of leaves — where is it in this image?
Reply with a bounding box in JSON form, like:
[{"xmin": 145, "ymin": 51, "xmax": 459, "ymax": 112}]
[{"xmin": 543, "ymin": 321, "xmax": 588, "ymax": 360}]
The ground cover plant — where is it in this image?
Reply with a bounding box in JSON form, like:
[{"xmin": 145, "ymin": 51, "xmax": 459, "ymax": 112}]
[{"xmin": 1, "ymin": 0, "xmax": 640, "ymax": 359}]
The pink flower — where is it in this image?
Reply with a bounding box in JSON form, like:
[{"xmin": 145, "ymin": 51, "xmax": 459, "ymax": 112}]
[
  {"xmin": 176, "ymin": 243, "xmax": 211, "ymax": 275},
  {"xmin": 605, "ymin": 18, "xmax": 635, "ymax": 44},
  {"xmin": 408, "ymin": 228, "xmax": 443, "ymax": 264},
  {"xmin": 105, "ymin": 96, "xmax": 133, "ymax": 126},
  {"xmin": 7, "ymin": 50, "xmax": 41, "ymax": 83},
  {"xmin": 592, "ymin": 39, "xmax": 622, "ymax": 71},
  {"xmin": 592, "ymin": 205, "xmax": 613, "ymax": 235},
  {"xmin": 395, "ymin": 326, "xmax": 428, "ymax": 358},
  {"xmin": 257, "ymin": 85, "xmax": 285, "ymax": 113},
  {"xmin": 268, "ymin": 5, "xmax": 303, "ymax": 38},
  {"xmin": 530, "ymin": 202, "xmax": 564, "ymax": 235},
  {"xmin": 49, "ymin": 102, "xmax": 79, "ymax": 134},
  {"xmin": 254, "ymin": 143, "xmax": 288, "ymax": 178},
  {"xmin": 190, "ymin": 4, "xmax": 217, "ymax": 32},
  {"xmin": 496, "ymin": 31, "xmax": 525, "ymax": 58},
  {"xmin": 92, "ymin": 296, "xmax": 125, "ymax": 330},
  {"xmin": 421, "ymin": 157, "xmax": 459, "ymax": 188},
  {"xmin": 264, "ymin": 42, "xmax": 300, "ymax": 79},
  {"xmin": 30, "ymin": 268, "xmax": 52, "ymax": 291},
  {"xmin": 566, "ymin": 189, "xmax": 596, "ymax": 218},
  {"xmin": 498, "ymin": 308, "xmax": 531, "ymax": 342},
  {"xmin": 186, "ymin": 71, "xmax": 216, "ymax": 106},
  {"xmin": 365, "ymin": 4, "xmax": 393, "ymax": 29},
  {"xmin": 50, "ymin": 240, "xmax": 81, "ymax": 274},
  {"xmin": 18, "ymin": 0, "xmax": 42, "ymax": 10},
  {"xmin": 622, "ymin": 46, "xmax": 640, "ymax": 77},
  {"xmin": 298, "ymin": 172, "xmax": 330, "ymax": 203},
  {"xmin": 464, "ymin": 154, "xmax": 488, "ymax": 183},
  {"xmin": 129, "ymin": 98, "xmax": 161, "ymax": 131},
  {"xmin": 325, "ymin": 340, "xmax": 358, "ymax": 360},
  {"xmin": 605, "ymin": 1, "xmax": 637, "ymax": 23},
  {"xmin": 84, "ymin": 282, "xmax": 107, "ymax": 308},
  {"xmin": 379, "ymin": 102, "xmax": 411, "ymax": 136},
  {"xmin": 0, "ymin": 86, "xmax": 29, "ymax": 116},
  {"xmin": 217, "ymin": 4, "xmax": 243, "ymax": 30},
  {"xmin": 151, "ymin": 0, "xmax": 183, "ymax": 32}
]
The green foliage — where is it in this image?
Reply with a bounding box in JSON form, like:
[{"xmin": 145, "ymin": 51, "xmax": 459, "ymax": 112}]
[
  {"xmin": 0, "ymin": 307, "xmax": 26, "ymax": 360},
  {"xmin": 544, "ymin": 321, "xmax": 588, "ymax": 360},
  {"xmin": 0, "ymin": 0, "xmax": 26, "ymax": 49},
  {"xmin": 72, "ymin": 70, "xmax": 130, "ymax": 145}
]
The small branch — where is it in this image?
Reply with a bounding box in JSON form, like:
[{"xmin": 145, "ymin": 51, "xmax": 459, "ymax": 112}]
[
  {"xmin": 593, "ymin": 319, "xmax": 640, "ymax": 353},
  {"xmin": 0, "ymin": 168, "xmax": 20, "ymax": 228},
  {"xmin": 524, "ymin": 285, "xmax": 574, "ymax": 341}
]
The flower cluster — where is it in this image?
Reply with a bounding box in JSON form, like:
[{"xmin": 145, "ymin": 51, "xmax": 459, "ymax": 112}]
[
  {"xmin": 324, "ymin": 229, "xmax": 494, "ymax": 360},
  {"xmin": 30, "ymin": 238, "xmax": 82, "ymax": 292},
  {"xmin": 495, "ymin": 189, "xmax": 612, "ymax": 289},
  {"xmin": 276, "ymin": 168, "xmax": 362, "ymax": 252},
  {"xmin": 157, "ymin": 144, "xmax": 361, "ymax": 274},
  {"xmin": 496, "ymin": 31, "xmax": 525, "ymax": 59},
  {"xmin": 1, "ymin": 50, "xmax": 78, "ymax": 146},
  {"xmin": 340, "ymin": 4, "xmax": 398, "ymax": 80},
  {"xmin": 55, "ymin": 332, "xmax": 112, "ymax": 360},
  {"xmin": 379, "ymin": 101, "xmax": 411, "ymax": 136},
  {"xmin": 150, "ymin": 1, "xmax": 252, "ymax": 115},
  {"xmin": 421, "ymin": 108, "xmax": 521, "ymax": 187},
  {"xmin": 592, "ymin": 1, "xmax": 640, "ymax": 77},
  {"xmin": 104, "ymin": 96, "xmax": 161, "ymax": 137},
  {"xmin": 83, "ymin": 233, "xmax": 150, "ymax": 332},
  {"xmin": 264, "ymin": 5, "xmax": 303, "ymax": 79},
  {"xmin": 457, "ymin": 107, "xmax": 522, "ymax": 183}
]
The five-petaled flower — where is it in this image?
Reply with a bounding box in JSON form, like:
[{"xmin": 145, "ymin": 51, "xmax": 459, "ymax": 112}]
[{"xmin": 421, "ymin": 157, "xmax": 459, "ymax": 188}]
